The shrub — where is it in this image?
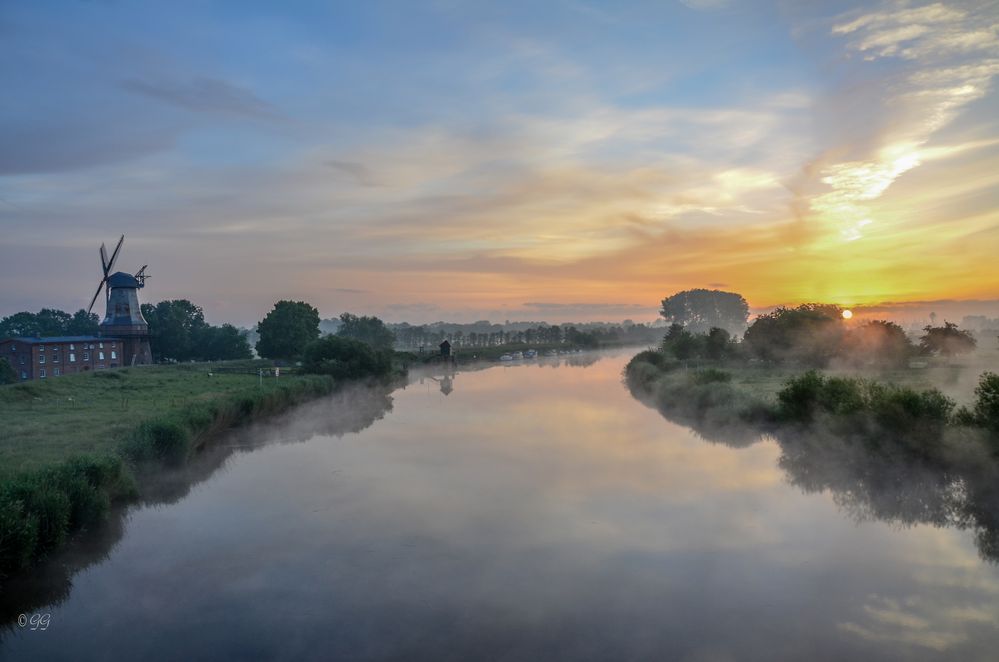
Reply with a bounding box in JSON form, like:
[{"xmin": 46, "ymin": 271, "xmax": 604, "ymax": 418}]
[
  {"xmin": 777, "ymin": 371, "xmax": 825, "ymax": 421},
  {"xmin": 973, "ymin": 372, "xmax": 999, "ymax": 433},
  {"xmin": 301, "ymin": 335, "xmax": 393, "ymax": 381},
  {"xmin": 123, "ymin": 420, "xmax": 191, "ymax": 465},
  {"xmin": 691, "ymin": 368, "xmax": 732, "ymax": 384},
  {"xmin": 866, "ymin": 383, "xmax": 954, "ymax": 434}
]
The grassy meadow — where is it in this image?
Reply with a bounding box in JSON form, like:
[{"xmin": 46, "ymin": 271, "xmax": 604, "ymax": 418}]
[
  {"xmin": 0, "ymin": 363, "xmax": 325, "ymax": 479},
  {"xmin": 0, "ymin": 362, "xmax": 336, "ymax": 574}
]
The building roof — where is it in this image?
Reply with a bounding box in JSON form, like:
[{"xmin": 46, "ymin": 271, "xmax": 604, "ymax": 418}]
[
  {"xmin": 2, "ymin": 336, "xmax": 110, "ymax": 344},
  {"xmin": 107, "ymin": 271, "xmax": 141, "ymax": 288}
]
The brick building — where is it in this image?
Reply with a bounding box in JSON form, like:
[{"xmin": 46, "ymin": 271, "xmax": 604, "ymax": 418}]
[{"xmin": 2, "ymin": 335, "xmax": 147, "ymax": 381}]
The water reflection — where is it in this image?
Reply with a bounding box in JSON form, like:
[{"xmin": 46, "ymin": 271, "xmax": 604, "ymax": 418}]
[
  {"xmin": 0, "ymin": 381, "xmax": 398, "ymax": 633},
  {"xmin": 2, "ymin": 352, "xmax": 998, "ymax": 661},
  {"xmin": 626, "ymin": 373, "xmax": 999, "ymax": 563}
]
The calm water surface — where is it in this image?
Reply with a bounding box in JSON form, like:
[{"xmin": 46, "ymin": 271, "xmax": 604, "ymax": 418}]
[{"xmin": 2, "ymin": 350, "xmax": 998, "ymax": 661}]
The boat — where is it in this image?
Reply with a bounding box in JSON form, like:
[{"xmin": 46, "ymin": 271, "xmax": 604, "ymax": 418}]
[
  {"xmin": 524, "ymin": 349, "xmax": 537, "ymax": 358},
  {"xmin": 499, "ymin": 354, "xmax": 514, "ymax": 361}
]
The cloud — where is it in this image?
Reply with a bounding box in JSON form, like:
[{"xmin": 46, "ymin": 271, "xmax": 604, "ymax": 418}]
[
  {"xmin": 324, "ymin": 160, "xmax": 378, "ymax": 187},
  {"xmin": 120, "ymin": 76, "xmax": 281, "ymax": 119},
  {"xmin": 0, "ymin": 121, "xmax": 176, "ymax": 175},
  {"xmin": 807, "ymin": 1, "xmax": 999, "ymax": 241}
]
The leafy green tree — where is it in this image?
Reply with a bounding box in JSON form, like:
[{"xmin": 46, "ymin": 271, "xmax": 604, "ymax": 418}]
[
  {"xmin": 660, "ymin": 289, "xmax": 749, "ymax": 335},
  {"xmin": 66, "ymin": 309, "xmax": 100, "ymax": 335},
  {"xmin": 661, "ymin": 323, "xmax": 703, "ymax": 360},
  {"xmin": 256, "ymin": 300, "xmax": 320, "ymax": 360},
  {"xmin": 196, "ymin": 324, "xmax": 253, "ymax": 361},
  {"xmin": 842, "ymin": 320, "xmax": 913, "ymax": 367},
  {"xmin": 336, "ymin": 313, "xmax": 396, "ymax": 350},
  {"xmin": 141, "ymin": 299, "xmax": 208, "ymax": 362},
  {"xmin": 0, "ymin": 308, "xmax": 99, "ymax": 338},
  {"xmin": 0, "ymin": 312, "xmax": 40, "ymax": 337},
  {"xmin": 919, "ymin": 322, "xmax": 976, "ymax": 357},
  {"xmin": 301, "ymin": 335, "xmax": 393, "ymax": 380},
  {"xmin": 705, "ymin": 327, "xmax": 732, "ymax": 360},
  {"xmin": 743, "ymin": 304, "xmax": 845, "ymax": 367},
  {"xmin": 0, "ymin": 357, "xmax": 16, "ymax": 384},
  {"xmin": 34, "ymin": 309, "xmax": 72, "ymax": 335},
  {"xmin": 973, "ymin": 372, "xmax": 999, "ymax": 432}
]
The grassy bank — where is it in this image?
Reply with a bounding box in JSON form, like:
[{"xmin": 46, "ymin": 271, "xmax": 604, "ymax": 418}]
[
  {"xmin": 0, "ymin": 363, "xmax": 338, "ymax": 575},
  {"xmin": 625, "ymin": 350, "xmax": 999, "ymax": 451}
]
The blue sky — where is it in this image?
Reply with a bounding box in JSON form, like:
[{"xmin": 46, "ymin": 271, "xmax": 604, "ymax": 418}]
[{"xmin": 2, "ymin": 0, "xmax": 998, "ymax": 325}]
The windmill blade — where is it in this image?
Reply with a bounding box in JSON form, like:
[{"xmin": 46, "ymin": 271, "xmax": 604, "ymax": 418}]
[
  {"xmin": 100, "ymin": 243, "xmax": 109, "ymax": 275},
  {"xmin": 87, "ymin": 279, "xmax": 106, "ymax": 314},
  {"xmin": 106, "ymin": 234, "xmax": 124, "ymax": 275}
]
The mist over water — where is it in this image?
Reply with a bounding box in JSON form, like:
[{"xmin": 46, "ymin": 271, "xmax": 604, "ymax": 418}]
[{"xmin": 3, "ymin": 350, "xmax": 999, "ymax": 661}]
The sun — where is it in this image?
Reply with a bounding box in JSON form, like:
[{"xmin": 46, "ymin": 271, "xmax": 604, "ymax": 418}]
[{"xmin": 842, "ymin": 309, "xmax": 853, "ymax": 319}]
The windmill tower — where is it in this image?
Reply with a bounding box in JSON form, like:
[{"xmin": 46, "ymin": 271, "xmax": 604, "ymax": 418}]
[{"xmin": 87, "ymin": 235, "xmax": 153, "ymax": 366}]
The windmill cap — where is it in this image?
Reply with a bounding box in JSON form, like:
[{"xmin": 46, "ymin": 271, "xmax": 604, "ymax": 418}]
[{"xmin": 107, "ymin": 271, "xmax": 142, "ymax": 288}]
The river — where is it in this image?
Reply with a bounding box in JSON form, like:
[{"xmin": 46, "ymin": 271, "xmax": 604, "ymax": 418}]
[{"xmin": 2, "ymin": 349, "xmax": 998, "ymax": 661}]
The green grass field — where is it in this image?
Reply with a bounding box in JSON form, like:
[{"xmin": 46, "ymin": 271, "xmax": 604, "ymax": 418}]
[{"xmin": 0, "ymin": 363, "xmax": 313, "ymax": 480}]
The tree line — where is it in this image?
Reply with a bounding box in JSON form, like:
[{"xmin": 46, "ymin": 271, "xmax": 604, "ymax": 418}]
[{"xmin": 658, "ymin": 290, "xmax": 981, "ymax": 367}]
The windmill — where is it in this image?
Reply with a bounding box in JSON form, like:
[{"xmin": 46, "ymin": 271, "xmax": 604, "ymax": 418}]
[{"xmin": 86, "ymin": 234, "xmax": 153, "ymax": 366}]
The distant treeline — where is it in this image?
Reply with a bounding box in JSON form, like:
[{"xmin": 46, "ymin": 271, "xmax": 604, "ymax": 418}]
[
  {"xmin": 390, "ymin": 322, "xmax": 662, "ymax": 349},
  {"xmin": 656, "ymin": 289, "xmax": 986, "ymax": 368}
]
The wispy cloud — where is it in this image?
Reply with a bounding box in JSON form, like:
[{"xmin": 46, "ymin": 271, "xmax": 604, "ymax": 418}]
[{"xmin": 120, "ymin": 76, "xmax": 282, "ymax": 119}]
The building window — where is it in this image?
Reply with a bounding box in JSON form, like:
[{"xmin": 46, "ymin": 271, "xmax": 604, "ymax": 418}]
[
  {"xmin": 20, "ymin": 371, "xmax": 27, "ymax": 380},
  {"xmin": 99, "ymin": 342, "xmax": 104, "ymax": 349},
  {"xmin": 111, "ymin": 342, "xmax": 116, "ymax": 348},
  {"xmin": 83, "ymin": 352, "xmax": 90, "ymax": 361},
  {"xmin": 39, "ymin": 368, "xmax": 46, "ymax": 378},
  {"xmin": 19, "ymin": 355, "xmax": 25, "ymax": 365},
  {"xmin": 39, "ymin": 345, "xmax": 45, "ymax": 352},
  {"xmin": 99, "ymin": 352, "xmax": 105, "ymax": 361},
  {"xmin": 69, "ymin": 353, "xmax": 76, "ymax": 363},
  {"xmin": 111, "ymin": 351, "xmax": 117, "ymax": 360},
  {"xmin": 69, "ymin": 344, "xmax": 75, "ymax": 350},
  {"xmin": 53, "ymin": 367, "xmax": 60, "ymax": 376},
  {"xmin": 53, "ymin": 352, "xmax": 60, "ymax": 363},
  {"xmin": 38, "ymin": 355, "xmax": 45, "ymax": 364}
]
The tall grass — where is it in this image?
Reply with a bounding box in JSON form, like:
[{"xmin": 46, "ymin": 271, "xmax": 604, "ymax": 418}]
[{"xmin": 1, "ymin": 372, "xmax": 336, "ymax": 576}]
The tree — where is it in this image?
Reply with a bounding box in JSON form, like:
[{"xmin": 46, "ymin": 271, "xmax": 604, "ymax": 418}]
[
  {"xmin": 0, "ymin": 357, "xmax": 16, "ymax": 384},
  {"xmin": 256, "ymin": 300, "xmax": 320, "ymax": 360},
  {"xmin": 301, "ymin": 335, "xmax": 393, "ymax": 380},
  {"xmin": 919, "ymin": 322, "xmax": 976, "ymax": 357},
  {"xmin": 336, "ymin": 313, "xmax": 396, "ymax": 350},
  {"xmin": 743, "ymin": 304, "xmax": 845, "ymax": 367},
  {"xmin": 661, "ymin": 323, "xmax": 703, "ymax": 360},
  {"xmin": 66, "ymin": 309, "xmax": 100, "ymax": 335},
  {"xmin": 842, "ymin": 320, "xmax": 914, "ymax": 367},
  {"xmin": 705, "ymin": 327, "xmax": 732, "ymax": 360},
  {"xmin": 0, "ymin": 308, "xmax": 99, "ymax": 338},
  {"xmin": 660, "ymin": 289, "xmax": 749, "ymax": 335},
  {"xmin": 141, "ymin": 299, "xmax": 208, "ymax": 362},
  {"xmin": 196, "ymin": 324, "xmax": 253, "ymax": 361}
]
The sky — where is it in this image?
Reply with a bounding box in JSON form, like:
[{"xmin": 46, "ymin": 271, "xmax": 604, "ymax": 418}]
[{"xmin": 1, "ymin": 0, "xmax": 998, "ymax": 326}]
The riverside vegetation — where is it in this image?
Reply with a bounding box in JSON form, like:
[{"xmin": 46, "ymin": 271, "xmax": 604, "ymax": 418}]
[{"xmin": 1, "ymin": 334, "xmax": 406, "ymax": 576}]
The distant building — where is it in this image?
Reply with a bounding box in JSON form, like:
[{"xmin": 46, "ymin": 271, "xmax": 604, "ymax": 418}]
[
  {"xmin": 1, "ymin": 235, "xmax": 153, "ymax": 381},
  {"xmin": 1, "ymin": 336, "xmax": 143, "ymax": 381},
  {"xmin": 439, "ymin": 340, "xmax": 451, "ymax": 357}
]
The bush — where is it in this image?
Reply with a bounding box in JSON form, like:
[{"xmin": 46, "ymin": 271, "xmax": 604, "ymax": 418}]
[
  {"xmin": 122, "ymin": 421, "xmax": 191, "ymax": 465},
  {"xmin": 691, "ymin": 368, "xmax": 732, "ymax": 385},
  {"xmin": 973, "ymin": 372, "xmax": 999, "ymax": 432},
  {"xmin": 0, "ymin": 454, "xmax": 132, "ymax": 575},
  {"xmin": 866, "ymin": 383, "xmax": 954, "ymax": 435},
  {"xmin": 301, "ymin": 335, "xmax": 394, "ymax": 381}
]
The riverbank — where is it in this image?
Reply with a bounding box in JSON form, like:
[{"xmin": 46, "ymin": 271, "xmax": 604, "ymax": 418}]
[
  {"xmin": 625, "ymin": 350, "xmax": 999, "ymax": 455},
  {"xmin": 0, "ymin": 363, "xmax": 350, "ymax": 575}
]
